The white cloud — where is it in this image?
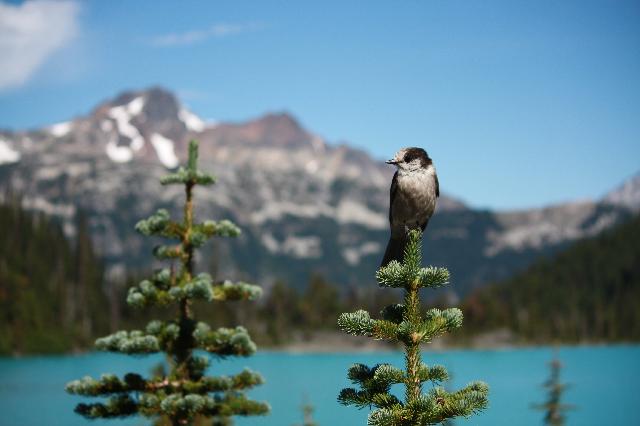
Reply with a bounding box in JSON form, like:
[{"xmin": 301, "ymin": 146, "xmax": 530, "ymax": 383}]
[
  {"xmin": 149, "ymin": 22, "xmax": 263, "ymax": 47},
  {"xmin": 0, "ymin": 0, "xmax": 79, "ymax": 91}
]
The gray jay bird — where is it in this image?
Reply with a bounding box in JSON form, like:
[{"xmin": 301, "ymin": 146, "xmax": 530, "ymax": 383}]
[{"xmin": 381, "ymin": 147, "xmax": 439, "ymax": 267}]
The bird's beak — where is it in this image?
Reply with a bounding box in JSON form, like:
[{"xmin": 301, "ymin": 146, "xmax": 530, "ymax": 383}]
[{"xmin": 386, "ymin": 159, "xmax": 398, "ymax": 165}]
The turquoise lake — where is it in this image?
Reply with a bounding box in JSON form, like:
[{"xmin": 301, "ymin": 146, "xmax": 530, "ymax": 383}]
[{"xmin": 1, "ymin": 345, "xmax": 639, "ymax": 425}]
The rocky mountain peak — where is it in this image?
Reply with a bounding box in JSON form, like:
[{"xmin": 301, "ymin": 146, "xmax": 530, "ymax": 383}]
[
  {"xmin": 51, "ymin": 87, "xmax": 206, "ymax": 168},
  {"xmin": 211, "ymin": 111, "xmax": 316, "ymax": 150},
  {"xmin": 604, "ymin": 173, "xmax": 640, "ymax": 211},
  {"xmin": 98, "ymin": 86, "xmax": 178, "ymax": 113}
]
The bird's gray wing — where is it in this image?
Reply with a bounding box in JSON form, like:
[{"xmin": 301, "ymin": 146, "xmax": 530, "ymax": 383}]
[
  {"xmin": 435, "ymin": 173, "xmax": 440, "ymax": 198},
  {"xmin": 389, "ymin": 171, "xmax": 398, "ymax": 224}
]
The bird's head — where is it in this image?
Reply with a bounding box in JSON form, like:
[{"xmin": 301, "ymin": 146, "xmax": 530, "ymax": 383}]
[{"xmin": 386, "ymin": 147, "xmax": 432, "ymax": 171}]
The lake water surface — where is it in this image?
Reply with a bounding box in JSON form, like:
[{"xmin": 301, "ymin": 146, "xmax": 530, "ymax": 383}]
[{"xmin": 1, "ymin": 345, "xmax": 638, "ymax": 425}]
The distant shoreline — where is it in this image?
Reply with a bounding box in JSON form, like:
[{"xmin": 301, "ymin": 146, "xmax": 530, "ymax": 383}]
[
  {"xmin": 256, "ymin": 330, "xmax": 640, "ymax": 354},
  {"xmin": 2, "ymin": 330, "xmax": 638, "ymax": 358}
]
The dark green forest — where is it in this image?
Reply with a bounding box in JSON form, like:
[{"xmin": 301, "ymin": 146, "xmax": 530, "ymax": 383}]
[
  {"xmin": 462, "ymin": 214, "xmax": 640, "ymax": 342},
  {"xmin": 1, "ymin": 196, "xmax": 639, "ymax": 354},
  {"xmin": 0, "ymin": 199, "xmax": 393, "ymax": 354},
  {"xmin": 0, "ymin": 198, "xmax": 109, "ymax": 354}
]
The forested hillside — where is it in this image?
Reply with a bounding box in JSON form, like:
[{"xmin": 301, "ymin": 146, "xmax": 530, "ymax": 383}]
[
  {"xmin": 461, "ymin": 215, "xmax": 640, "ymax": 342},
  {"xmin": 0, "ymin": 199, "xmax": 109, "ymax": 354},
  {"xmin": 2, "ymin": 195, "xmax": 639, "ymax": 354}
]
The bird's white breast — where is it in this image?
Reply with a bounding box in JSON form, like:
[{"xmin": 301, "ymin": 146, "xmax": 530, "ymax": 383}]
[{"xmin": 393, "ymin": 165, "xmax": 438, "ymax": 225}]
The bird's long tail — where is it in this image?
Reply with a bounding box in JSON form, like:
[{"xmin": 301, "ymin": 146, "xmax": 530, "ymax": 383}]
[{"xmin": 380, "ymin": 233, "xmax": 409, "ymax": 267}]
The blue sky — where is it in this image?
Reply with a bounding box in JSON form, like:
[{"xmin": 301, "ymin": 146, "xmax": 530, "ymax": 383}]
[{"xmin": 0, "ymin": 0, "xmax": 638, "ymax": 210}]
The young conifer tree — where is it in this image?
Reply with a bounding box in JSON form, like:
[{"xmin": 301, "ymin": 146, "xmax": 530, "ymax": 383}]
[
  {"xmin": 337, "ymin": 230, "xmax": 488, "ymax": 425},
  {"xmin": 533, "ymin": 357, "xmax": 573, "ymax": 426},
  {"xmin": 66, "ymin": 140, "xmax": 269, "ymax": 425}
]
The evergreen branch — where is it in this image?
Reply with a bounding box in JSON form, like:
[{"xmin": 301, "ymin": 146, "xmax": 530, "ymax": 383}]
[
  {"xmin": 187, "ymin": 355, "xmax": 210, "ymax": 378},
  {"xmin": 203, "ymin": 392, "xmax": 271, "ymax": 417},
  {"xmin": 416, "ymin": 364, "xmax": 449, "ymax": 384},
  {"xmin": 337, "ymin": 387, "xmax": 368, "ymax": 408},
  {"xmin": 152, "ymin": 244, "xmax": 183, "ymax": 260},
  {"xmin": 135, "ymin": 209, "xmax": 183, "ymax": 239},
  {"xmin": 144, "ymin": 320, "xmax": 180, "ymax": 345},
  {"xmin": 128, "ymin": 273, "xmax": 232, "ymax": 307},
  {"xmin": 95, "ymin": 330, "xmax": 159, "ymax": 354},
  {"xmin": 339, "ymin": 310, "xmax": 435, "ymax": 344},
  {"xmin": 372, "ymin": 364, "xmax": 406, "ymax": 387},
  {"xmin": 183, "ymin": 273, "xmax": 215, "ymax": 300},
  {"xmin": 405, "ymin": 394, "xmax": 437, "ymax": 424},
  {"xmin": 74, "ymin": 395, "xmax": 138, "ymax": 419},
  {"xmin": 65, "ymin": 373, "xmax": 146, "ymax": 396},
  {"xmin": 338, "ymin": 310, "xmax": 375, "ymax": 336},
  {"xmin": 371, "ymin": 394, "xmax": 403, "ymax": 410},
  {"xmin": 141, "ymin": 392, "xmax": 256, "ymax": 419},
  {"xmin": 340, "ymin": 364, "xmax": 404, "ymax": 410},
  {"xmin": 197, "ymin": 219, "xmax": 242, "ymax": 238},
  {"xmin": 126, "ymin": 269, "xmax": 173, "ymax": 308},
  {"xmin": 182, "ymin": 369, "xmax": 265, "ymax": 393},
  {"xmin": 416, "ymin": 308, "xmax": 463, "ymax": 342},
  {"xmin": 123, "ymin": 391, "xmax": 270, "ymax": 421},
  {"xmin": 190, "ymin": 220, "xmax": 241, "ymax": 247},
  {"xmin": 375, "ymin": 261, "xmax": 414, "ymax": 288},
  {"xmin": 427, "ymin": 382, "xmax": 489, "ymax": 421},
  {"xmin": 67, "ymin": 365, "xmax": 261, "ymax": 397},
  {"xmin": 417, "ymin": 267, "xmax": 450, "ymax": 289},
  {"xmin": 159, "ymin": 393, "xmax": 208, "ymax": 419},
  {"xmin": 338, "ymin": 388, "xmax": 402, "ymax": 410},
  {"xmin": 367, "ymin": 406, "xmax": 405, "ymax": 426},
  {"xmin": 141, "ymin": 391, "xmax": 270, "ymax": 420},
  {"xmin": 338, "ymin": 388, "xmax": 381, "ymax": 409},
  {"xmin": 212, "ymin": 280, "xmax": 263, "ymax": 301},
  {"xmin": 193, "ymin": 323, "xmax": 257, "ymax": 356},
  {"xmin": 132, "ymin": 275, "xmax": 261, "ymax": 306},
  {"xmin": 372, "ymin": 319, "xmax": 400, "ymax": 341},
  {"xmin": 380, "ymin": 304, "xmax": 405, "ymax": 324},
  {"xmin": 346, "ymin": 363, "xmax": 373, "ymax": 385}
]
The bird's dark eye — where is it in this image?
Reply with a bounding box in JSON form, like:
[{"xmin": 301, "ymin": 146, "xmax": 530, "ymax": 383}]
[{"xmin": 403, "ymin": 153, "xmax": 413, "ymax": 162}]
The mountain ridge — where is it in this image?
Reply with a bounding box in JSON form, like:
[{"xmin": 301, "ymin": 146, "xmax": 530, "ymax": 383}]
[{"xmin": 0, "ymin": 87, "xmax": 637, "ymax": 296}]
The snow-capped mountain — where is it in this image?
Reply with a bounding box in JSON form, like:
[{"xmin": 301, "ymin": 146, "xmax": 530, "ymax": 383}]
[{"xmin": 0, "ymin": 87, "xmax": 637, "ymax": 296}]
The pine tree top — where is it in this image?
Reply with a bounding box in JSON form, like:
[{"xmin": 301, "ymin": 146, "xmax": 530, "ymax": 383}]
[{"xmin": 338, "ymin": 230, "xmax": 489, "ymax": 425}]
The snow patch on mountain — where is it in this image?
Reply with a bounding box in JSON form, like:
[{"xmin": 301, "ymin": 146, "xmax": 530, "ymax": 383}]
[
  {"xmin": 105, "ymin": 138, "xmax": 133, "ymax": 163},
  {"xmin": 251, "ymin": 202, "xmax": 332, "ymax": 224},
  {"xmin": 109, "ymin": 96, "xmax": 145, "ymax": 152},
  {"xmin": 0, "ymin": 139, "xmax": 20, "ymax": 165},
  {"xmin": 150, "ymin": 133, "xmax": 179, "ymax": 168},
  {"xmin": 261, "ymin": 232, "xmax": 322, "ymax": 258},
  {"xmin": 127, "ymin": 96, "xmax": 145, "ymax": 115},
  {"xmin": 343, "ymin": 241, "xmax": 381, "ymax": 265},
  {"xmin": 49, "ymin": 121, "xmax": 72, "ymax": 137},
  {"xmin": 335, "ymin": 200, "xmax": 386, "ymax": 229},
  {"xmin": 305, "ymin": 159, "xmax": 319, "ymax": 174},
  {"xmin": 250, "ymin": 199, "xmax": 386, "ymax": 230},
  {"xmin": 179, "ymin": 108, "xmax": 205, "ymax": 132}
]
